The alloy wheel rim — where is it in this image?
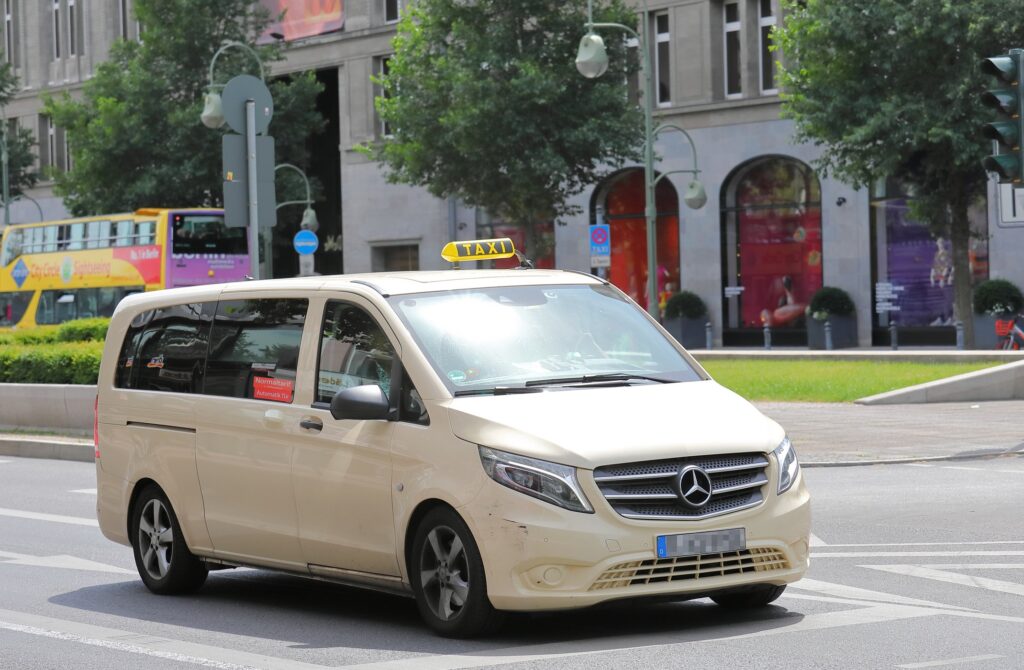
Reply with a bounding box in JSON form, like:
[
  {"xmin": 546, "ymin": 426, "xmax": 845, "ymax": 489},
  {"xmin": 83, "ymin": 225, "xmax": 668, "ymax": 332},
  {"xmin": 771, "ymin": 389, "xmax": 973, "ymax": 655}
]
[
  {"xmin": 138, "ymin": 499, "xmax": 173, "ymax": 580},
  {"xmin": 419, "ymin": 525, "xmax": 470, "ymax": 621}
]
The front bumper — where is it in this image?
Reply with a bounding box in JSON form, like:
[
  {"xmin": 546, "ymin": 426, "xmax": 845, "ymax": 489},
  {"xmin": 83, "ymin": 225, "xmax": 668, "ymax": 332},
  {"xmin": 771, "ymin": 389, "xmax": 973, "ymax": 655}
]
[{"xmin": 460, "ymin": 469, "xmax": 810, "ymax": 611}]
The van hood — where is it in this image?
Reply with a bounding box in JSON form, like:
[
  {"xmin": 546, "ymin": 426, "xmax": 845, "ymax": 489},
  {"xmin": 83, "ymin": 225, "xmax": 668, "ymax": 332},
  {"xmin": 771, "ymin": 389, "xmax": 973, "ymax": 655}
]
[{"xmin": 445, "ymin": 380, "xmax": 785, "ymax": 470}]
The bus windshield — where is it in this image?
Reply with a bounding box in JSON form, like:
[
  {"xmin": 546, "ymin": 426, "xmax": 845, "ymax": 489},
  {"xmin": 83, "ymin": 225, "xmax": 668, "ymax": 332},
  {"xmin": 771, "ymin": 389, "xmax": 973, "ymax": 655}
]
[{"xmin": 171, "ymin": 213, "xmax": 245, "ymax": 255}]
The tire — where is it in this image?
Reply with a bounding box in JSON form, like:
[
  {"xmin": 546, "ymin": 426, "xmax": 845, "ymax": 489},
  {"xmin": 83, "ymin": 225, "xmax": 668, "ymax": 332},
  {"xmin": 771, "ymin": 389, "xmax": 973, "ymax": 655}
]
[
  {"xmin": 130, "ymin": 484, "xmax": 208, "ymax": 595},
  {"xmin": 711, "ymin": 584, "xmax": 786, "ymax": 608},
  {"xmin": 409, "ymin": 507, "xmax": 504, "ymax": 638}
]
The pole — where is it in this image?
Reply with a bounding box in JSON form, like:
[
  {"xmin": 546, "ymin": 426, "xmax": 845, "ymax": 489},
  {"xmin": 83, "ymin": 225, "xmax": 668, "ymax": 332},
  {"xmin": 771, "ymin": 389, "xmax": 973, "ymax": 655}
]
[
  {"xmin": 245, "ymin": 99, "xmax": 260, "ymax": 280},
  {"xmin": 2, "ymin": 127, "xmax": 9, "ymax": 228},
  {"xmin": 641, "ymin": 15, "xmax": 658, "ymax": 319}
]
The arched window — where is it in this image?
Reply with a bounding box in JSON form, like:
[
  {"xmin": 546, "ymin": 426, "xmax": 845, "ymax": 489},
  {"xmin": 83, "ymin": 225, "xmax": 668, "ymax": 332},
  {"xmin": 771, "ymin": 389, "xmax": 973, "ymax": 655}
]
[
  {"xmin": 593, "ymin": 169, "xmax": 680, "ymax": 313},
  {"xmin": 721, "ymin": 156, "xmax": 822, "ymax": 343}
]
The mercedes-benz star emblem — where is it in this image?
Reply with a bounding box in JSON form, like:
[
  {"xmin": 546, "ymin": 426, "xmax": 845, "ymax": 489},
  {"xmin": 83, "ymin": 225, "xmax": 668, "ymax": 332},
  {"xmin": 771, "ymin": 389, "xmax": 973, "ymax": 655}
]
[{"xmin": 677, "ymin": 466, "xmax": 713, "ymax": 509}]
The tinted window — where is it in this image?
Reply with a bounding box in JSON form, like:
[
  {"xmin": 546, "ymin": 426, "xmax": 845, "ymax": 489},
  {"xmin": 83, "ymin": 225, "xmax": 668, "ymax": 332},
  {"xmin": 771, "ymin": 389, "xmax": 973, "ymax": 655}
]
[
  {"xmin": 317, "ymin": 302, "xmax": 396, "ymax": 404},
  {"xmin": 133, "ymin": 303, "xmax": 214, "ymax": 394},
  {"xmin": 115, "ymin": 310, "xmax": 152, "ymax": 389},
  {"xmin": 172, "ymin": 213, "xmax": 245, "ymax": 255},
  {"xmin": 0, "ymin": 291, "xmax": 32, "ymax": 327},
  {"xmin": 37, "ymin": 287, "xmax": 143, "ymax": 325},
  {"xmin": 205, "ymin": 299, "xmax": 307, "ymax": 402}
]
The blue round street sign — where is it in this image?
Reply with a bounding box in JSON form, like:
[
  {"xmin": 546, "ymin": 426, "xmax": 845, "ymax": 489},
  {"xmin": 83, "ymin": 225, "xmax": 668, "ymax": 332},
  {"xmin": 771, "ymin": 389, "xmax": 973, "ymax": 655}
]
[{"xmin": 293, "ymin": 229, "xmax": 319, "ymax": 256}]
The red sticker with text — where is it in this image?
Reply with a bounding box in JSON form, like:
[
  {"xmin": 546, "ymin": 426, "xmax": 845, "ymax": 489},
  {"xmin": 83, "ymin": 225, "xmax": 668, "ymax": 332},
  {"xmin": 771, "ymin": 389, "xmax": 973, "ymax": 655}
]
[{"xmin": 252, "ymin": 376, "xmax": 294, "ymax": 403}]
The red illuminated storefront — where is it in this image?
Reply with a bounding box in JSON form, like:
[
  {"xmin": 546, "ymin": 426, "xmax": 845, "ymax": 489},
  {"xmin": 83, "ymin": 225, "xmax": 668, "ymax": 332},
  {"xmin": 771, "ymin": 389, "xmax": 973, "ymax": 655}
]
[{"xmin": 721, "ymin": 157, "xmax": 823, "ymax": 346}]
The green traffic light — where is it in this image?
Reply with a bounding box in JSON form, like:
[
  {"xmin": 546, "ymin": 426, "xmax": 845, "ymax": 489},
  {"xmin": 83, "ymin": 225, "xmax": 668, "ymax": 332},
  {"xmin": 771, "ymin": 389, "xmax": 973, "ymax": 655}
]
[
  {"xmin": 982, "ymin": 120, "xmax": 1020, "ymax": 147},
  {"xmin": 982, "ymin": 153, "xmax": 1020, "ymax": 180},
  {"xmin": 981, "ymin": 88, "xmax": 1019, "ymax": 116},
  {"xmin": 981, "ymin": 55, "xmax": 1018, "ymax": 83}
]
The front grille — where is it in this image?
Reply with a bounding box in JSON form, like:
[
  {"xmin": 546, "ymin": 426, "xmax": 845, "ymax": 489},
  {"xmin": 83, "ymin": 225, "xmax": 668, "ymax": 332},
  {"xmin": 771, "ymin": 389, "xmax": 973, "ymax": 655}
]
[
  {"xmin": 593, "ymin": 452, "xmax": 770, "ymax": 520},
  {"xmin": 589, "ymin": 547, "xmax": 789, "ymax": 590}
]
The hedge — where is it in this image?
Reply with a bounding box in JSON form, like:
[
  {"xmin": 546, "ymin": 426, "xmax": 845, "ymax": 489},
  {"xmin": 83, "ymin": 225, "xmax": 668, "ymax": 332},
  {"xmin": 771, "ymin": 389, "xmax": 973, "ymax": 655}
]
[
  {"xmin": 0, "ymin": 317, "xmax": 109, "ymax": 347},
  {"xmin": 0, "ymin": 341, "xmax": 104, "ymax": 385}
]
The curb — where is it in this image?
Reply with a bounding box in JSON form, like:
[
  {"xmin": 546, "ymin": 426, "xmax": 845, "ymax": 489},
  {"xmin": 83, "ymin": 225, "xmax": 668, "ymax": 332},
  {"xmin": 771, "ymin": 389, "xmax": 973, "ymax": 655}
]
[
  {"xmin": 801, "ymin": 444, "xmax": 1024, "ymax": 468},
  {"xmin": 0, "ymin": 436, "xmax": 94, "ymax": 463}
]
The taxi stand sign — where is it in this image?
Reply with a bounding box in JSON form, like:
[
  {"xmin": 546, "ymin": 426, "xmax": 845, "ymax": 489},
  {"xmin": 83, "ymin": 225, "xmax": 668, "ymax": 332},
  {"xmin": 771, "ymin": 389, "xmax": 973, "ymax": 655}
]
[{"xmin": 441, "ymin": 238, "xmax": 517, "ymax": 263}]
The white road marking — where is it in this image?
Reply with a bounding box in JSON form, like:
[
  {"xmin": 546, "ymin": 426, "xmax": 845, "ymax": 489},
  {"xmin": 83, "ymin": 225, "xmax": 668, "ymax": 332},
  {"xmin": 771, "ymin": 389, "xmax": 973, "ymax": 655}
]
[
  {"xmin": 812, "ymin": 551, "xmax": 1024, "ymax": 558},
  {"xmin": 0, "ymin": 608, "xmax": 330, "ymax": 670},
  {"xmin": 905, "ymin": 463, "xmax": 934, "ymax": 467},
  {"xmin": 809, "ymin": 532, "xmax": 828, "ymax": 547},
  {"xmin": 0, "ymin": 507, "xmax": 98, "ymax": 527},
  {"xmin": 787, "ymin": 577, "xmax": 975, "ymax": 611},
  {"xmin": 897, "ymin": 654, "xmax": 1005, "ymax": 668},
  {"xmin": 0, "ymin": 548, "xmax": 131, "ymax": 574},
  {"xmin": 941, "ymin": 466, "xmax": 986, "ymax": 472},
  {"xmin": 917, "ymin": 564, "xmax": 1024, "ymax": 569},
  {"xmin": 70, "ymin": 488, "xmax": 97, "ymax": 495},
  {"xmin": 0, "ymin": 459, "xmax": 11, "ymax": 464},
  {"xmin": 864, "ymin": 564, "xmax": 1024, "ymax": 597},
  {"xmin": 811, "ymin": 541, "xmax": 1024, "ymax": 548}
]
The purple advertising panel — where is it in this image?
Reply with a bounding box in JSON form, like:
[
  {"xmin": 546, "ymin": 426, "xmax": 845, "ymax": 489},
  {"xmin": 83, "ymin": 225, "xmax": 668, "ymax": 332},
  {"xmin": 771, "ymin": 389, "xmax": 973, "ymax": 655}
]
[
  {"xmin": 878, "ymin": 199, "xmax": 988, "ymax": 326},
  {"xmin": 168, "ymin": 212, "xmax": 250, "ymax": 287},
  {"xmin": 261, "ymin": 0, "xmax": 344, "ymax": 41}
]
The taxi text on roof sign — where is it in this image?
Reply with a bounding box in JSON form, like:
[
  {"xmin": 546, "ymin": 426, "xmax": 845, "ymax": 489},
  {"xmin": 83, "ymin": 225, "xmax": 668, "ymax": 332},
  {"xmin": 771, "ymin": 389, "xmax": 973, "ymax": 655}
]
[{"xmin": 441, "ymin": 238, "xmax": 516, "ymax": 263}]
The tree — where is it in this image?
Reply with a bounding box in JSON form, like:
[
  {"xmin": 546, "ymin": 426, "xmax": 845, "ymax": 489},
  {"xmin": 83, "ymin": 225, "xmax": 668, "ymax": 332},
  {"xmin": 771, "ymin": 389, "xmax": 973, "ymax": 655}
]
[
  {"xmin": 0, "ymin": 61, "xmax": 40, "ymax": 201},
  {"xmin": 774, "ymin": 0, "xmax": 1011, "ymax": 346},
  {"xmin": 44, "ymin": 0, "xmax": 323, "ymax": 216},
  {"xmin": 363, "ymin": 0, "xmax": 643, "ymax": 253}
]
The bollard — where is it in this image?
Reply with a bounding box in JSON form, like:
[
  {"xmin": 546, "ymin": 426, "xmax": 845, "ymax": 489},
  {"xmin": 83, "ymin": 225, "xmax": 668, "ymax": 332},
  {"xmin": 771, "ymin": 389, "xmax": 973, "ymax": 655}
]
[
  {"xmin": 889, "ymin": 321, "xmax": 898, "ymax": 350},
  {"xmin": 763, "ymin": 324, "xmax": 772, "ymax": 350},
  {"xmin": 955, "ymin": 320, "xmax": 964, "ymax": 350},
  {"xmin": 705, "ymin": 321, "xmax": 713, "ymax": 350},
  {"xmin": 824, "ymin": 320, "xmax": 834, "ymax": 351}
]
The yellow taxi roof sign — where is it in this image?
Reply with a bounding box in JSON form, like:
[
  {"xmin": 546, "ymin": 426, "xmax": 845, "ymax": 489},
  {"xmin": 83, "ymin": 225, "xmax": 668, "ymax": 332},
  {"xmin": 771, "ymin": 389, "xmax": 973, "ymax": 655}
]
[{"xmin": 441, "ymin": 238, "xmax": 517, "ymax": 263}]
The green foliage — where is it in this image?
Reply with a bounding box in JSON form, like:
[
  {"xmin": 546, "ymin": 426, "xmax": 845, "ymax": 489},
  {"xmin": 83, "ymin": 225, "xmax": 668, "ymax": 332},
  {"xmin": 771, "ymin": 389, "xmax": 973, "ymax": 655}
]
[
  {"xmin": 56, "ymin": 318, "xmax": 111, "ymax": 342},
  {"xmin": 43, "ymin": 0, "xmax": 324, "ymax": 215},
  {"xmin": 703, "ymin": 359, "xmax": 998, "ymax": 403},
  {"xmin": 808, "ymin": 286, "xmax": 855, "ymax": 319},
  {"xmin": 0, "ymin": 62, "xmax": 40, "ymax": 197},
  {"xmin": 364, "ymin": 0, "xmax": 643, "ymax": 230},
  {"xmin": 664, "ymin": 291, "xmax": 707, "ymax": 319},
  {"xmin": 0, "ymin": 342, "xmax": 103, "ymax": 385},
  {"xmin": 973, "ymin": 278, "xmax": 1024, "ymax": 315}
]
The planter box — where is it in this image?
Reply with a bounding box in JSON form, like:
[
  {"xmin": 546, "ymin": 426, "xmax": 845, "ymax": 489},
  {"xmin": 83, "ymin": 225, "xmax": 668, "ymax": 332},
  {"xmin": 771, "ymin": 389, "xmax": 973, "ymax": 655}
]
[
  {"xmin": 663, "ymin": 316, "xmax": 708, "ymax": 349},
  {"xmin": 973, "ymin": 313, "xmax": 1003, "ymax": 350},
  {"xmin": 807, "ymin": 314, "xmax": 857, "ymax": 350}
]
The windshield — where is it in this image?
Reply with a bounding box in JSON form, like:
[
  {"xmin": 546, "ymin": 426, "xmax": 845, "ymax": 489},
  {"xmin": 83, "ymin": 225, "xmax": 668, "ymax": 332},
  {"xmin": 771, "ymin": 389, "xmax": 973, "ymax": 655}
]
[{"xmin": 388, "ymin": 284, "xmax": 703, "ymax": 393}]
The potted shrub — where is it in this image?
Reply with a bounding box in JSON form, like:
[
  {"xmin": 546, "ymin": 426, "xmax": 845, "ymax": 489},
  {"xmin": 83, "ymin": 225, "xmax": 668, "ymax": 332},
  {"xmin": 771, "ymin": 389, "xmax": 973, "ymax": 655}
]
[
  {"xmin": 806, "ymin": 286, "xmax": 857, "ymax": 349},
  {"xmin": 663, "ymin": 291, "xmax": 708, "ymax": 349},
  {"xmin": 973, "ymin": 279, "xmax": 1024, "ymax": 349}
]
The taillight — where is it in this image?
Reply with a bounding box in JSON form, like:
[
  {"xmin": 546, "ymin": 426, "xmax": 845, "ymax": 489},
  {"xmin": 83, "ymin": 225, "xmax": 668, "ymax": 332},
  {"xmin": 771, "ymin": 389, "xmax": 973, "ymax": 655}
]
[{"xmin": 93, "ymin": 395, "xmax": 100, "ymax": 459}]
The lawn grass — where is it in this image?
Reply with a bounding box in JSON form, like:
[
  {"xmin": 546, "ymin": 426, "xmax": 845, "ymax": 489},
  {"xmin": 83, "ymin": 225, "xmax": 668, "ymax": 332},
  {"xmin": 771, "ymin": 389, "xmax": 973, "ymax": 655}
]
[{"xmin": 699, "ymin": 359, "xmax": 1001, "ymax": 403}]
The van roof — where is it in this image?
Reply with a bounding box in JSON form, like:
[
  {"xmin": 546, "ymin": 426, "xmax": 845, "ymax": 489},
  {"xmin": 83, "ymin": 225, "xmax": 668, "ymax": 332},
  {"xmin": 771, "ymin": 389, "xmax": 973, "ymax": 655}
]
[{"xmin": 118, "ymin": 269, "xmax": 603, "ymax": 307}]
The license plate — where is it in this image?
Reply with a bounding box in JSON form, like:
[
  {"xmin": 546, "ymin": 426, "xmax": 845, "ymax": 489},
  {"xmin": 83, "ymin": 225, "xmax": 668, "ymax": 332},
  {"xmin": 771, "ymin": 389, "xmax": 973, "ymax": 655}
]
[{"xmin": 656, "ymin": 528, "xmax": 746, "ymax": 558}]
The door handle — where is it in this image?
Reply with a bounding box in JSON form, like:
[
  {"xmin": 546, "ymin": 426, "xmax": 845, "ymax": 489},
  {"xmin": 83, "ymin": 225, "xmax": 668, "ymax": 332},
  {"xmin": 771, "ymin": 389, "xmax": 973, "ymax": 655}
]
[{"xmin": 299, "ymin": 417, "xmax": 323, "ymax": 432}]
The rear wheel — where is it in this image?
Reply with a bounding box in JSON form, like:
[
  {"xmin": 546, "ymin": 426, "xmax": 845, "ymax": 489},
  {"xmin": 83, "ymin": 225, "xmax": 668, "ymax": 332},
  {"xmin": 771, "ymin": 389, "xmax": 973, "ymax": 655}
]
[
  {"xmin": 130, "ymin": 485, "xmax": 207, "ymax": 594},
  {"xmin": 410, "ymin": 507, "xmax": 504, "ymax": 638},
  {"xmin": 711, "ymin": 584, "xmax": 786, "ymax": 608}
]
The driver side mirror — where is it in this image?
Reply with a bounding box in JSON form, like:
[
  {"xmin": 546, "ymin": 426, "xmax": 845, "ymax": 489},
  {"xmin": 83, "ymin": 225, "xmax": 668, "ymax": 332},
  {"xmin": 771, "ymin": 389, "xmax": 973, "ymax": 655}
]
[{"xmin": 330, "ymin": 384, "xmax": 390, "ymax": 421}]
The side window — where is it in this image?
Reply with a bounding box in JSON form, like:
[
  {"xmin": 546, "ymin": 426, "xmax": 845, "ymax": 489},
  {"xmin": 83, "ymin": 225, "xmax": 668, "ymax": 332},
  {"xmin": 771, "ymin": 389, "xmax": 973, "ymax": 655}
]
[
  {"xmin": 205, "ymin": 298, "xmax": 307, "ymax": 402},
  {"xmin": 133, "ymin": 303, "xmax": 214, "ymax": 394},
  {"xmin": 316, "ymin": 301, "xmax": 396, "ymax": 404},
  {"xmin": 115, "ymin": 309, "xmax": 153, "ymax": 389}
]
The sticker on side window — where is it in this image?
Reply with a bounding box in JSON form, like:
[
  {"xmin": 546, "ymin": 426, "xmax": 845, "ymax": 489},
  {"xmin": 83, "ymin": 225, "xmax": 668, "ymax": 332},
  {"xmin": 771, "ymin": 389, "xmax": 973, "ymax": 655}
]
[{"xmin": 253, "ymin": 376, "xmax": 294, "ymax": 403}]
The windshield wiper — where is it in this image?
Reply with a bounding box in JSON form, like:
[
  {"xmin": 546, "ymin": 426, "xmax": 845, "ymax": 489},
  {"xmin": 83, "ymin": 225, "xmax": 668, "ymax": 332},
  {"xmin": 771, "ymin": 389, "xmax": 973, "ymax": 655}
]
[
  {"xmin": 524, "ymin": 373, "xmax": 675, "ymax": 387},
  {"xmin": 453, "ymin": 386, "xmax": 545, "ymax": 397}
]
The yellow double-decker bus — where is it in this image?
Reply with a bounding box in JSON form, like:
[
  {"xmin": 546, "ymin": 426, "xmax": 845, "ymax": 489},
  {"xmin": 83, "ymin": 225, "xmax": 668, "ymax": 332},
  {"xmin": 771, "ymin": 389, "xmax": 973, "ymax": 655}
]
[{"xmin": 0, "ymin": 208, "xmax": 248, "ymax": 328}]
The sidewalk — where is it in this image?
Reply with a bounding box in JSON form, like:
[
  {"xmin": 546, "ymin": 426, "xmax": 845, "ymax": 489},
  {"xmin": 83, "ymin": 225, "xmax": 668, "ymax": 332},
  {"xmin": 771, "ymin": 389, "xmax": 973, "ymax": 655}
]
[{"xmin": 2, "ymin": 400, "xmax": 1023, "ymax": 467}]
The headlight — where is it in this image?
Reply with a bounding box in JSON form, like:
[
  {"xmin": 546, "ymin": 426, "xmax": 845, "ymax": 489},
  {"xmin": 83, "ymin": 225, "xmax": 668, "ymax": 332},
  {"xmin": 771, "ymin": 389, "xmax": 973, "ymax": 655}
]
[
  {"xmin": 479, "ymin": 447, "xmax": 593, "ymax": 513},
  {"xmin": 773, "ymin": 436, "xmax": 800, "ymax": 495}
]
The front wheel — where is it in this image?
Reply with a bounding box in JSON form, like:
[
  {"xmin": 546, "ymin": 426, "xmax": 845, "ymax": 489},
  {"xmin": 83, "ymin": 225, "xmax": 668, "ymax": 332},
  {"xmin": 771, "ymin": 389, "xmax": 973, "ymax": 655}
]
[
  {"xmin": 410, "ymin": 507, "xmax": 504, "ymax": 637},
  {"xmin": 711, "ymin": 584, "xmax": 786, "ymax": 608},
  {"xmin": 130, "ymin": 484, "xmax": 208, "ymax": 594}
]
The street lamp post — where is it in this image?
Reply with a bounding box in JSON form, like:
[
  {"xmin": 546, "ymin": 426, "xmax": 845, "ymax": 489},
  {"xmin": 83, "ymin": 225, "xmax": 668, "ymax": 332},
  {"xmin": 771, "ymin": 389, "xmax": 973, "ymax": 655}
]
[
  {"xmin": 274, "ymin": 162, "xmax": 319, "ymax": 278},
  {"xmin": 576, "ymin": 0, "xmax": 705, "ymax": 319}
]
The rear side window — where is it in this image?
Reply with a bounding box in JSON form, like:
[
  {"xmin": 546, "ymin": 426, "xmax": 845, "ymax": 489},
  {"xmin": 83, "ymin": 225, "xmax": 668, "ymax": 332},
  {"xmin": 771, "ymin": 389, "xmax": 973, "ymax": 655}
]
[
  {"xmin": 205, "ymin": 298, "xmax": 307, "ymax": 403},
  {"xmin": 129, "ymin": 303, "xmax": 215, "ymax": 393}
]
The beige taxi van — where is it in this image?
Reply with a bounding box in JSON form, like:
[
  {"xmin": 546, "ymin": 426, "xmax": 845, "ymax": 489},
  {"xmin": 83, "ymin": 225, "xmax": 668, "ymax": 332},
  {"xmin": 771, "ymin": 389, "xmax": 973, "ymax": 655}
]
[{"xmin": 95, "ymin": 239, "xmax": 810, "ymax": 637}]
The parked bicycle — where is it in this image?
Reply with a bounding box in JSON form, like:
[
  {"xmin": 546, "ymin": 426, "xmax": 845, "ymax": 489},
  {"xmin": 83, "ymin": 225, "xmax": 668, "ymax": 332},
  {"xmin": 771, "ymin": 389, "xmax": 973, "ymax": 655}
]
[{"xmin": 995, "ymin": 313, "xmax": 1024, "ymax": 350}]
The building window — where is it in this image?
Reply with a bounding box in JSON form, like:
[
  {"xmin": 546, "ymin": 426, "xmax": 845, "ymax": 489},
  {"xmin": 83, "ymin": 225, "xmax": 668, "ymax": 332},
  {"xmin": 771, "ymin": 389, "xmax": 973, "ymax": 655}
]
[
  {"xmin": 759, "ymin": 0, "xmax": 777, "ymax": 93},
  {"xmin": 371, "ymin": 244, "xmax": 418, "ymax": 271},
  {"xmin": 3, "ymin": 0, "xmax": 14, "ymax": 66},
  {"xmin": 63, "ymin": 130, "xmax": 72, "ymax": 171},
  {"xmin": 376, "ymin": 55, "xmax": 393, "ymax": 137},
  {"xmin": 384, "ymin": 0, "xmax": 399, "ymax": 24},
  {"xmin": 67, "ymin": 0, "xmax": 76, "ymax": 56},
  {"xmin": 119, "ymin": 0, "xmax": 129, "ymax": 40},
  {"xmin": 52, "ymin": 0, "xmax": 60, "ymax": 60},
  {"xmin": 724, "ymin": 1, "xmax": 741, "ymax": 98},
  {"xmin": 44, "ymin": 117, "xmax": 56, "ymax": 170},
  {"xmin": 654, "ymin": 11, "xmax": 670, "ymax": 107}
]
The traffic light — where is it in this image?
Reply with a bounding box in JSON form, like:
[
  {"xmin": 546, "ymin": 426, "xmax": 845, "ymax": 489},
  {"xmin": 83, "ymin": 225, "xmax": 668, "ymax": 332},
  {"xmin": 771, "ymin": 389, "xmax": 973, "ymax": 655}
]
[{"xmin": 981, "ymin": 49, "xmax": 1024, "ymax": 183}]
